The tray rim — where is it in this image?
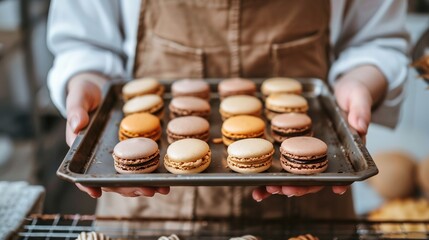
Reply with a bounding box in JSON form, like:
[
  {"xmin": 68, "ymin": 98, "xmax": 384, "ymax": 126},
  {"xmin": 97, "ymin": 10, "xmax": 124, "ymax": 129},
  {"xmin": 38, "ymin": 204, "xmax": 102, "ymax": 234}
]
[{"xmin": 57, "ymin": 78, "xmax": 378, "ymax": 187}]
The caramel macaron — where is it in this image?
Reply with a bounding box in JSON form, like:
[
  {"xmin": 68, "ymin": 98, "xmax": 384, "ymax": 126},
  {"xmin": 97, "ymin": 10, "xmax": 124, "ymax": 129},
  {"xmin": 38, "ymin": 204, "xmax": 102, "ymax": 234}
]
[
  {"xmin": 218, "ymin": 78, "xmax": 256, "ymax": 99},
  {"xmin": 261, "ymin": 77, "xmax": 302, "ymax": 97},
  {"xmin": 280, "ymin": 136, "xmax": 328, "ymax": 175},
  {"xmin": 171, "ymin": 79, "xmax": 210, "ymax": 101},
  {"xmin": 219, "ymin": 95, "xmax": 262, "ymax": 120},
  {"xmin": 122, "ymin": 78, "xmax": 164, "ymax": 101},
  {"xmin": 122, "ymin": 94, "xmax": 164, "ymax": 118},
  {"xmin": 118, "ymin": 113, "xmax": 161, "ymax": 141},
  {"xmin": 221, "ymin": 115, "xmax": 265, "ymax": 146},
  {"xmin": 112, "ymin": 138, "xmax": 160, "ymax": 173},
  {"xmin": 167, "ymin": 116, "xmax": 210, "ymax": 143},
  {"xmin": 265, "ymin": 93, "xmax": 308, "ymax": 120},
  {"xmin": 164, "ymin": 139, "xmax": 211, "ymax": 174},
  {"xmin": 227, "ymin": 138, "xmax": 274, "ymax": 174},
  {"xmin": 270, "ymin": 113, "xmax": 312, "ymax": 143},
  {"xmin": 169, "ymin": 96, "xmax": 211, "ymax": 119}
]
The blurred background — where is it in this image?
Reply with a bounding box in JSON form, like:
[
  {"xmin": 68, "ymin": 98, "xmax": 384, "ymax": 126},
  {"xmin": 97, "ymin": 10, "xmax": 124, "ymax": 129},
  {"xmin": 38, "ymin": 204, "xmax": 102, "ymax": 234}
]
[{"xmin": 0, "ymin": 0, "xmax": 428, "ymax": 216}]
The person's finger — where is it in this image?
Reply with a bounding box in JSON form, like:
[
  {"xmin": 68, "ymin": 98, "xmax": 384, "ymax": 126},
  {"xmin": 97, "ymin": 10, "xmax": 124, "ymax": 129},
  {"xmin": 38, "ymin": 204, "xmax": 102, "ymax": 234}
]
[
  {"xmin": 66, "ymin": 122, "xmax": 78, "ymax": 147},
  {"xmin": 101, "ymin": 187, "xmax": 157, "ymax": 197},
  {"xmin": 347, "ymin": 89, "xmax": 372, "ymax": 136},
  {"xmin": 280, "ymin": 186, "xmax": 324, "ymax": 197},
  {"xmin": 155, "ymin": 187, "xmax": 170, "ymax": 195},
  {"xmin": 332, "ymin": 185, "xmax": 349, "ymax": 195},
  {"xmin": 76, "ymin": 183, "xmax": 102, "ymax": 198},
  {"xmin": 252, "ymin": 186, "xmax": 272, "ymax": 202},
  {"xmin": 266, "ymin": 186, "xmax": 282, "ymax": 194}
]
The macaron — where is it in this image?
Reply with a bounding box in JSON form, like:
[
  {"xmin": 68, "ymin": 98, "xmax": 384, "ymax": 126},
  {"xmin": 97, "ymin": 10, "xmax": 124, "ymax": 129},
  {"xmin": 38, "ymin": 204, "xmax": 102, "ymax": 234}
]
[
  {"xmin": 171, "ymin": 79, "xmax": 210, "ymax": 101},
  {"xmin": 280, "ymin": 136, "xmax": 328, "ymax": 175},
  {"xmin": 270, "ymin": 113, "xmax": 312, "ymax": 143},
  {"xmin": 221, "ymin": 115, "xmax": 265, "ymax": 146},
  {"xmin": 122, "ymin": 77, "xmax": 164, "ymax": 101},
  {"xmin": 112, "ymin": 138, "xmax": 160, "ymax": 173},
  {"xmin": 265, "ymin": 93, "xmax": 308, "ymax": 120},
  {"xmin": 118, "ymin": 113, "xmax": 162, "ymax": 141},
  {"xmin": 122, "ymin": 94, "xmax": 164, "ymax": 118},
  {"xmin": 167, "ymin": 116, "xmax": 210, "ymax": 143},
  {"xmin": 261, "ymin": 77, "xmax": 302, "ymax": 97},
  {"xmin": 218, "ymin": 78, "xmax": 256, "ymax": 99},
  {"xmin": 164, "ymin": 138, "xmax": 211, "ymax": 174},
  {"xmin": 227, "ymin": 138, "xmax": 274, "ymax": 174},
  {"xmin": 219, "ymin": 95, "xmax": 262, "ymax": 120},
  {"xmin": 169, "ymin": 96, "xmax": 211, "ymax": 119}
]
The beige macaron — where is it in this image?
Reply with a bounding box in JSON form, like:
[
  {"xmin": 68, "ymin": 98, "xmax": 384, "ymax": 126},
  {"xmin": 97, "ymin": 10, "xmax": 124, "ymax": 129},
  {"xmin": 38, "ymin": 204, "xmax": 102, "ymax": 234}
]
[
  {"xmin": 122, "ymin": 94, "xmax": 164, "ymax": 118},
  {"xmin": 219, "ymin": 95, "xmax": 262, "ymax": 120},
  {"xmin": 261, "ymin": 77, "xmax": 302, "ymax": 97},
  {"xmin": 122, "ymin": 78, "xmax": 164, "ymax": 101},
  {"xmin": 265, "ymin": 93, "xmax": 308, "ymax": 120},
  {"xmin": 227, "ymin": 138, "xmax": 274, "ymax": 174},
  {"xmin": 164, "ymin": 139, "xmax": 211, "ymax": 174}
]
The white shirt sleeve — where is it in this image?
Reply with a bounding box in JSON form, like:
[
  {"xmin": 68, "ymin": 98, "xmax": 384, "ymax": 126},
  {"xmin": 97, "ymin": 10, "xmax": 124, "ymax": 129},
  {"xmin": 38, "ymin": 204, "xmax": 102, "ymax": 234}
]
[
  {"xmin": 47, "ymin": 0, "xmax": 127, "ymax": 116},
  {"xmin": 329, "ymin": 0, "xmax": 409, "ymax": 128}
]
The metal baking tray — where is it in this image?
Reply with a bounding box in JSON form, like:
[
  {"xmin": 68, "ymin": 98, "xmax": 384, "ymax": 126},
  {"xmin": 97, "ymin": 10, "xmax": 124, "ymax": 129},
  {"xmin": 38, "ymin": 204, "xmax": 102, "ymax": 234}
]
[
  {"xmin": 413, "ymin": 27, "xmax": 429, "ymax": 84},
  {"xmin": 57, "ymin": 78, "xmax": 377, "ymax": 187}
]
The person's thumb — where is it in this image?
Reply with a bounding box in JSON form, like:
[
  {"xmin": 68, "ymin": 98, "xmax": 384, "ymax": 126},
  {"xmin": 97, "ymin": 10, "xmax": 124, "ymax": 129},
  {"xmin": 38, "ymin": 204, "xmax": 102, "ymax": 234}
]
[{"xmin": 347, "ymin": 89, "xmax": 372, "ymax": 136}]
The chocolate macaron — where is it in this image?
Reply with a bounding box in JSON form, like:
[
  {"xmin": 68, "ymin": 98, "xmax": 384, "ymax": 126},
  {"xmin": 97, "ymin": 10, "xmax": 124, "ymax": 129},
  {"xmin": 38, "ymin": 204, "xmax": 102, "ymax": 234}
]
[
  {"xmin": 122, "ymin": 94, "xmax": 164, "ymax": 118},
  {"xmin": 164, "ymin": 139, "xmax": 211, "ymax": 174},
  {"xmin": 280, "ymin": 136, "xmax": 328, "ymax": 175},
  {"xmin": 122, "ymin": 77, "xmax": 164, "ymax": 101},
  {"xmin": 219, "ymin": 95, "xmax": 262, "ymax": 120},
  {"xmin": 270, "ymin": 113, "xmax": 312, "ymax": 143},
  {"xmin": 113, "ymin": 138, "xmax": 160, "ymax": 173},
  {"xmin": 265, "ymin": 93, "xmax": 308, "ymax": 120},
  {"xmin": 218, "ymin": 78, "xmax": 256, "ymax": 99},
  {"xmin": 261, "ymin": 77, "xmax": 302, "ymax": 97},
  {"xmin": 227, "ymin": 138, "xmax": 274, "ymax": 174},
  {"xmin": 171, "ymin": 79, "xmax": 210, "ymax": 101},
  {"xmin": 169, "ymin": 96, "xmax": 211, "ymax": 119},
  {"xmin": 221, "ymin": 115, "xmax": 265, "ymax": 146},
  {"xmin": 167, "ymin": 116, "xmax": 210, "ymax": 143},
  {"xmin": 118, "ymin": 113, "xmax": 162, "ymax": 141}
]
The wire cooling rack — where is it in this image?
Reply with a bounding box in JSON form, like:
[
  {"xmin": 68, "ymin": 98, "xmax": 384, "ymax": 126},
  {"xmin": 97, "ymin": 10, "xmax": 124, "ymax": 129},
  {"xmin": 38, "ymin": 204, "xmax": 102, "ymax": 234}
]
[{"xmin": 13, "ymin": 214, "xmax": 429, "ymax": 240}]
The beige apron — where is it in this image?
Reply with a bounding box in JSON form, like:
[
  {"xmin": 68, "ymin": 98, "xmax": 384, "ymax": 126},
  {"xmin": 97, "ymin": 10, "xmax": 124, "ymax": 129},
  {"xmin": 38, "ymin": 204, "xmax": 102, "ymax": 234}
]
[{"xmin": 97, "ymin": 0, "xmax": 355, "ymax": 220}]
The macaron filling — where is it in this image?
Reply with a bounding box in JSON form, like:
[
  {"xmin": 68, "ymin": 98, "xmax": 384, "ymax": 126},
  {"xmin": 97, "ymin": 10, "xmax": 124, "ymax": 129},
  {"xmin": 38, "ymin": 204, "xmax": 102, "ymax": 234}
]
[
  {"xmin": 271, "ymin": 128, "xmax": 312, "ymax": 138},
  {"xmin": 222, "ymin": 131, "xmax": 264, "ymax": 141},
  {"xmin": 164, "ymin": 150, "xmax": 211, "ymax": 171},
  {"xmin": 167, "ymin": 129, "xmax": 210, "ymax": 142},
  {"xmin": 282, "ymin": 154, "xmax": 327, "ymax": 165},
  {"xmin": 114, "ymin": 152, "xmax": 160, "ymax": 171},
  {"xmin": 227, "ymin": 149, "xmax": 274, "ymax": 169}
]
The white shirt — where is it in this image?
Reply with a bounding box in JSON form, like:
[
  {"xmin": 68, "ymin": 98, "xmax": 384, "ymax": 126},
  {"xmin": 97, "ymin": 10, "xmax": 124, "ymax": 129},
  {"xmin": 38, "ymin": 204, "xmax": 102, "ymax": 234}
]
[{"xmin": 47, "ymin": 0, "xmax": 409, "ymax": 127}]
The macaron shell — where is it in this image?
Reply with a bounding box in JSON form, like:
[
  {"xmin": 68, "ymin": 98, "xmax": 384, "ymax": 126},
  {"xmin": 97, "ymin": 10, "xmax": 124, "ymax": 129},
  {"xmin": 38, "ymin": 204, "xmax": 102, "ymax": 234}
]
[
  {"xmin": 227, "ymin": 158, "xmax": 272, "ymax": 174},
  {"xmin": 220, "ymin": 95, "xmax": 262, "ymax": 119},
  {"xmin": 166, "ymin": 139, "xmax": 210, "ymax": 162},
  {"xmin": 280, "ymin": 155, "xmax": 328, "ymax": 175},
  {"xmin": 169, "ymin": 96, "xmax": 211, "ymax": 119},
  {"xmin": 164, "ymin": 153, "xmax": 211, "ymax": 174},
  {"xmin": 113, "ymin": 138, "xmax": 159, "ymax": 159},
  {"xmin": 122, "ymin": 78, "xmax": 163, "ymax": 100},
  {"xmin": 167, "ymin": 116, "xmax": 209, "ymax": 135},
  {"xmin": 218, "ymin": 78, "xmax": 256, "ymax": 97},
  {"xmin": 120, "ymin": 113, "xmax": 160, "ymax": 134},
  {"xmin": 222, "ymin": 115, "xmax": 265, "ymax": 135},
  {"xmin": 122, "ymin": 94, "xmax": 163, "ymax": 115},
  {"xmin": 265, "ymin": 94, "xmax": 308, "ymax": 112},
  {"xmin": 171, "ymin": 79, "xmax": 210, "ymax": 100},
  {"xmin": 271, "ymin": 113, "xmax": 312, "ymax": 129},
  {"xmin": 280, "ymin": 136, "xmax": 328, "ymax": 160},
  {"xmin": 227, "ymin": 138, "xmax": 273, "ymax": 159},
  {"xmin": 261, "ymin": 77, "xmax": 302, "ymax": 95}
]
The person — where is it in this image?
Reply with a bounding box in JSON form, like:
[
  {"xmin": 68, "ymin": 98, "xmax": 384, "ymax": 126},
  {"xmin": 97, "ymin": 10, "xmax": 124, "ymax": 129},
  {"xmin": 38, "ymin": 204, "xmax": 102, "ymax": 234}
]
[{"xmin": 47, "ymin": 0, "xmax": 408, "ymax": 219}]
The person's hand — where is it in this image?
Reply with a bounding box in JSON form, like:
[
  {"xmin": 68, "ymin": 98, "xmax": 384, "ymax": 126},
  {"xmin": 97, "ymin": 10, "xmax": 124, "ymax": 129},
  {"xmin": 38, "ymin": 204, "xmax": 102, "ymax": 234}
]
[
  {"xmin": 252, "ymin": 185, "xmax": 348, "ymax": 202},
  {"xmin": 334, "ymin": 65, "xmax": 387, "ymax": 137},
  {"xmin": 66, "ymin": 72, "xmax": 170, "ymax": 198}
]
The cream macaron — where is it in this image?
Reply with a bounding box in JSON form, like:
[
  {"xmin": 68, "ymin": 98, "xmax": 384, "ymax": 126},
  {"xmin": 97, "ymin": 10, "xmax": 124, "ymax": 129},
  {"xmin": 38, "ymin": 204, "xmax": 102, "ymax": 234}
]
[
  {"xmin": 227, "ymin": 138, "xmax": 274, "ymax": 174},
  {"xmin": 219, "ymin": 95, "xmax": 262, "ymax": 120},
  {"xmin": 164, "ymin": 139, "xmax": 211, "ymax": 174},
  {"xmin": 265, "ymin": 93, "xmax": 308, "ymax": 120},
  {"xmin": 122, "ymin": 77, "xmax": 164, "ymax": 101},
  {"xmin": 261, "ymin": 77, "xmax": 302, "ymax": 97},
  {"xmin": 122, "ymin": 94, "xmax": 164, "ymax": 118}
]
